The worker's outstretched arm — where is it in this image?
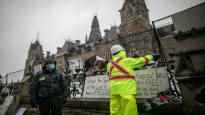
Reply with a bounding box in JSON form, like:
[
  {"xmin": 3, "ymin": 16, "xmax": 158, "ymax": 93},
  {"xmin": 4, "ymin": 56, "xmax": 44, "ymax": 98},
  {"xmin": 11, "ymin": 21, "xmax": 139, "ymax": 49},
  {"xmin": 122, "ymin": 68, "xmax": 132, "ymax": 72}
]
[{"xmin": 130, "ymin": 55, "xmax": 153, "ymax": 69}]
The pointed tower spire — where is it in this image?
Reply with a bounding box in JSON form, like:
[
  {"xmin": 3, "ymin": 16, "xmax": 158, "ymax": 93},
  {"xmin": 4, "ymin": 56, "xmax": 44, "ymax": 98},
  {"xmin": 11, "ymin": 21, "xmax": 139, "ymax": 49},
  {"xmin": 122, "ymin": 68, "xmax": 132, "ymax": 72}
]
[
  {"xmin": 88, "ymin": 15, "xmax": 102, "ymax": 43},
  {"xmin": 85, "ymin": 33, "xmax": 88, "ymax": 43},
  {"xmin": 36, "ymin": 32, "xmax": 40, "ymax": 41},
  {"xmin": 34, "ymin": 32, "xmax": 40, "ymax": 45}
]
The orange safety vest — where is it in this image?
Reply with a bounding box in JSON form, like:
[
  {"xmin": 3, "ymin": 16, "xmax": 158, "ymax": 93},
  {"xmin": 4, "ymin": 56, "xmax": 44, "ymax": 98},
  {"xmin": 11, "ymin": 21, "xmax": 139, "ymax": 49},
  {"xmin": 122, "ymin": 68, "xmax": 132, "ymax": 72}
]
[{"xmin": 109, "ymin": 58, "xmax": 135, "ymax": 80}]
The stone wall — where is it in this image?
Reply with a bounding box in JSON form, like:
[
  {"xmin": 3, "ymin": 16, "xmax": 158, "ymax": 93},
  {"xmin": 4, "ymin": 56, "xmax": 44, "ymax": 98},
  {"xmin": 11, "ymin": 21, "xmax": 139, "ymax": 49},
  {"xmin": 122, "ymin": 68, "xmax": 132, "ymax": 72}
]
[{"xmin": 119, "ymin": 30, "xmax": 154, "ymax": 56}]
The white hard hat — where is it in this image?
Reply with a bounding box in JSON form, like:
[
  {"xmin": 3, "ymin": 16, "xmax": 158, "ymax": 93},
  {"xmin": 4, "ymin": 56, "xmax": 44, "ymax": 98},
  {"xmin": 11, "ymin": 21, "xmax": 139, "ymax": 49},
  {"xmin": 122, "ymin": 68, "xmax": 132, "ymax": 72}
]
[{"xmin": 111, "ymin": 44, "xmax": 125, "ymax": 55}]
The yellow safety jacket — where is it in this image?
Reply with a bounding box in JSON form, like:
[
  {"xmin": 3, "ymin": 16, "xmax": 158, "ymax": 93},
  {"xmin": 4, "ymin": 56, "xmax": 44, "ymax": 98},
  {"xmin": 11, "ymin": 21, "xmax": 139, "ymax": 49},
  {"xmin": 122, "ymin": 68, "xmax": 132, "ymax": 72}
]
[{"xmin": 107, "ymin": 51, "xmax": 153, "ymax": 95}]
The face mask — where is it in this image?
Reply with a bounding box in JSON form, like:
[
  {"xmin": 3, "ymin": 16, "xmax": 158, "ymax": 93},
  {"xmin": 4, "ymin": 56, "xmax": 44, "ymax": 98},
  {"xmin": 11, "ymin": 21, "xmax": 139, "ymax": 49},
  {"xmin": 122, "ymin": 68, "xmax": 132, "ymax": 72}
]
[{"xmin": 47, "ymin": 64, "xmax": 56, "ymax": 71}]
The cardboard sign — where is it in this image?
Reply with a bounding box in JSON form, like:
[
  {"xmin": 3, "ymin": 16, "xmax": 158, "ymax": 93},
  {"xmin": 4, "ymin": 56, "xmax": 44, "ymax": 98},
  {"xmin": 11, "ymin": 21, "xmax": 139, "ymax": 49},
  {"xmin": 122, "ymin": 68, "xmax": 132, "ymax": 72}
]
[
  {"xmin": 69, "ymin": 59, "xmax": 84, "ymax": 69},
  {"xmin": 33, "ymin": 64, "xmax": 42, "ymax": 75},
  {"xmin": 136, "ymin": 67, "xmax": 169, "ymax": 98},
  {"xmin": 83, "ymin": 67, "xmax": 169, "ymax": 99},
  {"xmin": 83, "ymin": 75, "xmax": 109, "ymax": 98}
]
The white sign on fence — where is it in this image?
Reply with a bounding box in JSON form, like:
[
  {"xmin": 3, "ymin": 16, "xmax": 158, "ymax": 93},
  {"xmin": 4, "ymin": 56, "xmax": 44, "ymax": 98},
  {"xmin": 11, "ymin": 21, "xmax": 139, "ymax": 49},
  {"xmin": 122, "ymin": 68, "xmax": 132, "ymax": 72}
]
[
  {"xmin": 136, "ymin": 67, "xmax": 169, "ymax": 98},
  {"xmin": 83, "ymin": 67, "xmax": 169, "ymax": 98},
  {"xmin": 83, "ymin": 75, "xmax": 109, "ymax": 98}
]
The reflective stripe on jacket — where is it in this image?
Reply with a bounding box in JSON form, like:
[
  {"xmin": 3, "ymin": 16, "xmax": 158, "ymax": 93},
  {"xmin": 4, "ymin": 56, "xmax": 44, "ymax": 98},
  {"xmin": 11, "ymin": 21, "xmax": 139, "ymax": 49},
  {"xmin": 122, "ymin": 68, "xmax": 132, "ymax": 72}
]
[
  {"xmin": 107, "ymin": 55, "xmax": 153, "ymax": 95},
  {"xmin": 109, "ymin": 58, "xmax": 135, "ymax": 80}
]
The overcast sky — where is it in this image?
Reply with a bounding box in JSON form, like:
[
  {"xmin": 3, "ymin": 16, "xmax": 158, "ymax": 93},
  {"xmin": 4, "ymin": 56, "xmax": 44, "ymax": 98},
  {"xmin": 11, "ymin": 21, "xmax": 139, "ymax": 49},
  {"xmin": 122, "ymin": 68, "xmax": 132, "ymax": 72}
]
[{"xmin": 0, "ymin": 0, "xmax": 204, "ymax": 75}]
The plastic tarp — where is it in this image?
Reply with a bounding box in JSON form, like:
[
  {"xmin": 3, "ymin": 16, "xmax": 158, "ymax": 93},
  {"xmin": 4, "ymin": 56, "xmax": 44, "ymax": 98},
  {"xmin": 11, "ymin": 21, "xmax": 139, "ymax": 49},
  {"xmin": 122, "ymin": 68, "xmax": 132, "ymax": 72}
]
[{"xmin": 0, "ymin": 96, "xmax": 14, "ymax": 115}]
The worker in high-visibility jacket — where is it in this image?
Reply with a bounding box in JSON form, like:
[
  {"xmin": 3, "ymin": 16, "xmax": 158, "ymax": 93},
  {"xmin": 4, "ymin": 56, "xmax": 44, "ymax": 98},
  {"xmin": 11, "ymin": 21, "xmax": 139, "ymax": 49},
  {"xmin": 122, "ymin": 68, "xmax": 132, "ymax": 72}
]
[{"xmin": 107, "ymin": 44, "xmax": 154, "ymax": 115}]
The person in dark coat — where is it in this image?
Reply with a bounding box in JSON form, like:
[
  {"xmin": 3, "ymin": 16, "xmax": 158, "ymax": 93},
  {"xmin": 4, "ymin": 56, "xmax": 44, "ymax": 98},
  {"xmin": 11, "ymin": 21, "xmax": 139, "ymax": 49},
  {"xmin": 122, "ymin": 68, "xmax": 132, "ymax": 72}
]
[{"xmin": 30, "ymin": 60, "xmax": 65, "ymax": 115}]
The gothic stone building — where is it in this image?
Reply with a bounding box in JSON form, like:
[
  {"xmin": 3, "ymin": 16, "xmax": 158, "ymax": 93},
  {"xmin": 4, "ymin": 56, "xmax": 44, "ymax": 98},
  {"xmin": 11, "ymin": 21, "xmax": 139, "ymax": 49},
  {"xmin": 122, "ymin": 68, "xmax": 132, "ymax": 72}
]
[
  {"xmin": 95, "ymin": 0, "xmax": 155, "ymax": 60},
  {"xmin": 119, "ymin": 0, "xmax": 151, "ymax": 35},
  {"xmin": 56, "ymin": 15, "xmax": 103, "ymax": 73},
  {"xmin": 24, "ymin": 40, "xmax": 44, "ymax": 75},
  {"xmin": 56, "ymin": 0, "xmax": 159, "ymax": 73}
]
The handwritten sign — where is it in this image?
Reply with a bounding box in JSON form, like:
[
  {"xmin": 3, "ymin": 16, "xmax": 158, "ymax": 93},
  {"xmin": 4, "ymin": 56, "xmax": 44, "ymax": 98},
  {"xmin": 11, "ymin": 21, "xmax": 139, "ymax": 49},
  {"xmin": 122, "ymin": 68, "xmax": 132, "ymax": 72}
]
[
  {"xmin": 83, "ymin": 67, "xmax": 169, "ymax": 98},
  {"xmin": 83, "ymin": 75, "xmax": 109, "ymax": 98},
  {"xmin": 33, "ymin": 64, "xmax": 42, "ymax": 75},
  {"xmin": 136, "ymin": 67, "xmax": 169, "ymax": 98}
]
